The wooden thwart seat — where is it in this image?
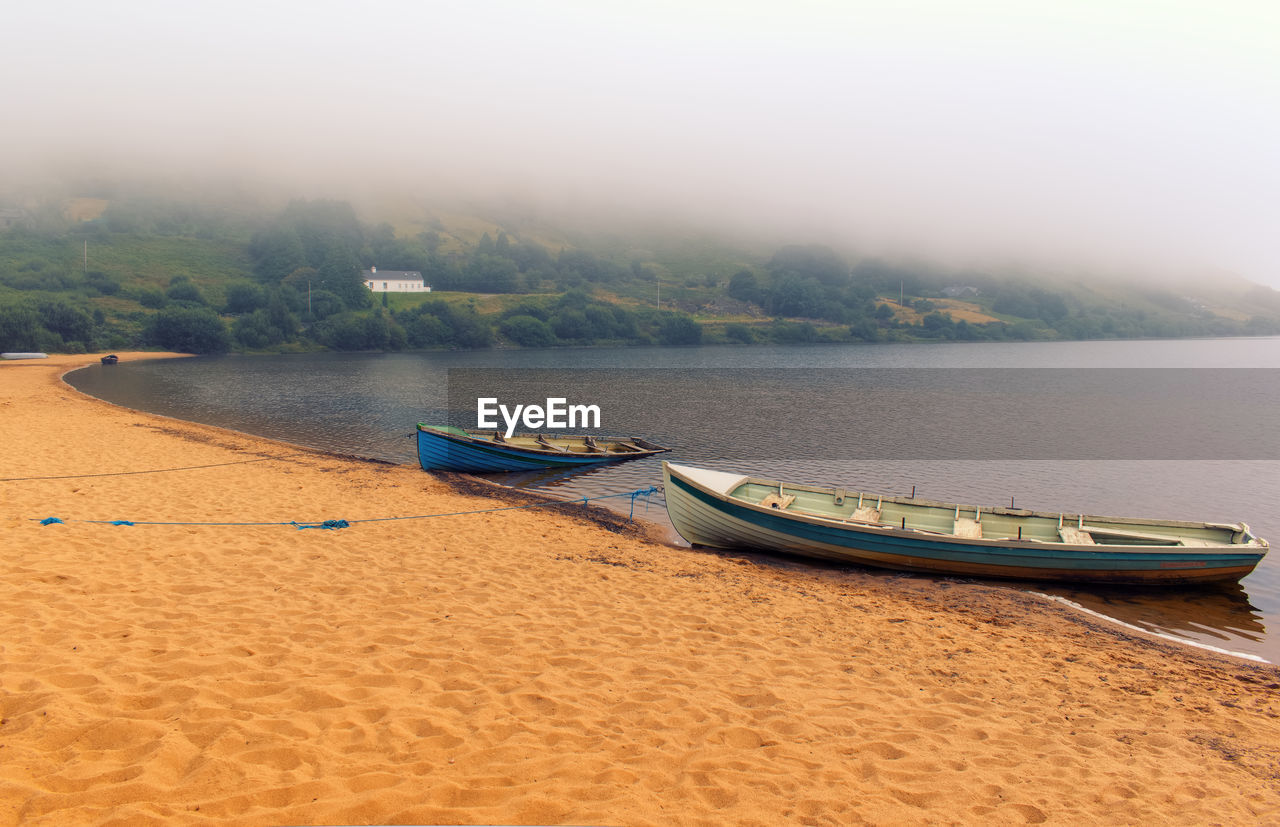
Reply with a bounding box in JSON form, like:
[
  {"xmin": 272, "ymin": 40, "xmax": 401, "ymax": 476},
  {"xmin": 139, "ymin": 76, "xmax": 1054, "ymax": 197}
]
[
  {"xmin": 535, "ymin": 435, "xmax": 567, "ymax": 452},
  {"xmin": 760, "ymin": 493, "xmax": 796, "ymax": 510},
  {"xmin": 1080, "ymin": 525, "xmax": 1180, "ymax": 545},
  {"xmin": 953, "ymin": 517, "xmax": 983, "ymax": 539},
  {"xmin": 1058, "ymin": 526, "xmax": 1095, "ymax": 545},
  {"xmin": 850, "ymin": 506, "xmax": 881, "ymax": 523}
]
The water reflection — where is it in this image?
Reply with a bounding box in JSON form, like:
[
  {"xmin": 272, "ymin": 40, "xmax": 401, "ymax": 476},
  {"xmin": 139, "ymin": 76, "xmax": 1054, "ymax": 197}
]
[
  {"xmin": 1033, "ymin": 580, "xmax": 1266, "ymax": 644},
  {"xmin": 488, "ymin": 461, "xmax": 650, "ymax": 492}
]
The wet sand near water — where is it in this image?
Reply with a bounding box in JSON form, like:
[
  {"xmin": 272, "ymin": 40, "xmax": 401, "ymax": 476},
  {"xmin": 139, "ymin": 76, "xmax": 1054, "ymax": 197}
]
[{"xmin": 2, "ymin": 353, "xmax": 1279, "ymax": 825}]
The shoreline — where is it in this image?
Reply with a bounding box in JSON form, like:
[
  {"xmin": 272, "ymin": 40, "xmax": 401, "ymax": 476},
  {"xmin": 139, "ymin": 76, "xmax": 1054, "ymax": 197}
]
[
  {"xmin": 57, "ymin": 354, "xmax": 670, "ymax": 544},
  {"xmin": 3, "ymin": 353, "xmax": 1279, "ymax": 823},
  {"xmin": 59, "ymin": 354, "xmax": 1272, "ymax": 667},
  {"xmin": 1030, "ymin": 592, "xmax": 1271, "ymax": 665}
]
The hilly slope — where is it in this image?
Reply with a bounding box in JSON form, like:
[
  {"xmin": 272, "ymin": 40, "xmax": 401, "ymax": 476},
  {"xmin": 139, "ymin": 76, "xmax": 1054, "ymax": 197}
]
[{"xmin": 1, "ymin": 192, "xmax": 1277, "ymax": 354}]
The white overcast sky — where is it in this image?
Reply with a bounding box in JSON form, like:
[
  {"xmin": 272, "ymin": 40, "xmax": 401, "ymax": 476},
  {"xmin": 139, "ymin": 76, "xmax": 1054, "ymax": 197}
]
[{"xmin": 2, "ymin": 1, "xmax": 1277, "ymax": 285}]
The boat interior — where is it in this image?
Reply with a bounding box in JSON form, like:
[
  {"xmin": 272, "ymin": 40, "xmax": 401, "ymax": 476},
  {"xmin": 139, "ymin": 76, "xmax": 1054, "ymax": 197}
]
[
  {"xmin": 731, "ymin": 480, "xmax": 1248, "ymax": 548},
  {"xmin": 495, "ymin": 433, "xmax": 653, "ymax": 454},
  {"xmin": 427, "ymin": 426, "xmax": 662, "ymax": 455}
]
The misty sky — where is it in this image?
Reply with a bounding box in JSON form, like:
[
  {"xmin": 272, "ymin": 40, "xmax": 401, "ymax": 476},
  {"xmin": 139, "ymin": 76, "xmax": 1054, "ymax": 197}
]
[{"xmin": 3, "ymin": 1, "xmax": 1277, "ymax": 286}]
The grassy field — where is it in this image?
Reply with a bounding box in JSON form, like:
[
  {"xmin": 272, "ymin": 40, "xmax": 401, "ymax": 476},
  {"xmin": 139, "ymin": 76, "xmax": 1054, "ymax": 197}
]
[
  {"xmin": 381, "ymin": 291, "xmax": 540, "ymax": 315},
  {"xmin": 881, "ymin": 297, "xmax": 1001, "ymax": 325},
  {"xmin": 85, "ymin": 235, "xmax": 252, "ymax": 296}
]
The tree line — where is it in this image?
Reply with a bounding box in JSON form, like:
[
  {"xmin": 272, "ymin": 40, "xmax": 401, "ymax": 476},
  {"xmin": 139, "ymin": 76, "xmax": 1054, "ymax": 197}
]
[{"xmin": 3, "ymin": 196, "xmax": 1279, "ymax": 354}]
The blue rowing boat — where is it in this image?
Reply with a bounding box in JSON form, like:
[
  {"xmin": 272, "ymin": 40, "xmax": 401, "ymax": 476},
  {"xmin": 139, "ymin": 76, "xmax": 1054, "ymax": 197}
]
[
  {"xmin": 663, "ymin": 462, "xmax": 1269, "ymax": 585},
  {"xmin": 418, "ymin": 424, "xmax": 669, "ymax": 472}
]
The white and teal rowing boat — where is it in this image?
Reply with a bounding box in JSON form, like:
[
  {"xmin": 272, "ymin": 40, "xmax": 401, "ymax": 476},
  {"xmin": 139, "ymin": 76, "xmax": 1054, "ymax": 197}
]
[{"xmin": 663, "ymin": 462, "xmax": 1268, "ymax": 585}]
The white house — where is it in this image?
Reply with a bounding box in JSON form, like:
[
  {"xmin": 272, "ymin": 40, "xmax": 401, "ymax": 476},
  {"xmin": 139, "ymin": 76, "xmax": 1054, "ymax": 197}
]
[{"xmin": 363, "ymin": 266, "xmax": 431, "ymax": 293}]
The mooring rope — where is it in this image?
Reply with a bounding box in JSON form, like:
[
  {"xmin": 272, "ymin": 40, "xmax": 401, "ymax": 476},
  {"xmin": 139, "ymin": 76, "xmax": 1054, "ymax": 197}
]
[
  {"xmin": 2, "ymin": 454, "xmax": 306, "ymax": 482},
  {"xmin": 33, "ymin": 486, "xmax": 661, "ymax": 529}
]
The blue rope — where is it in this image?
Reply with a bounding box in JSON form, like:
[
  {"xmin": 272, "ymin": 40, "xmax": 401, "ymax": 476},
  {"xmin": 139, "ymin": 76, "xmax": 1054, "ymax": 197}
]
[
  {"xmin": 33, "ymin": 486, "xmax": 661, "ymax": 529},
  {"xmin": 628, "ymin": 486, "xmax": 657, "ymax": 520},
  {"xmin": 291, "ymin": 519, "xmax": 350, "ymax": 531}
]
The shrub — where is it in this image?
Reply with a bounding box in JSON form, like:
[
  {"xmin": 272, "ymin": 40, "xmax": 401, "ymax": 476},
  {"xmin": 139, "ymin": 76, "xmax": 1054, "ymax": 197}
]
[
  {"xmin": 166, "ymin": 277, "xmax": 206, "ymax": 305},
  {"xmin": 500, "ymin": 314, "xmax": 556, "ymax": 347},
  {"xmin": 85, "ymin": 271, "xmax": 121, "ymax": 296},
  {"xmin": 37, "ymin": 298, "xmax": 95, "ymax": 347},
  {"xmin": 551, "ymin": 309, "xmax": 591, "ymax": 341},
  {"xmin": 232, "ymin": 309, "xmax": 285, "ymax": 349},
  {"xmin": 223, "ymin": 281, "xmax": 267, "ymax": 314},
  {"xmin": 312, "ymin": 311, "xmax": 402, "ymax": 351},
  {"xmin": 658, "ymin": 313, "xmax": 702, "ymax": 345},
  {"xmin": 0, "ymin": 302, "xmax": 40, "ymax": 350},
  {"xmin": 312, "ymin": 312, "xmax": 370, "ymax": 350},
  {"xmin": 146, "ymin": 306, "xmax": 231, "ymax": 354},
  {"xmin": 770, "ymin": 320, "xmax": 819, "ymax": 343},
  {"xmin": 135, "ymin": 287, "xmax": 167, "ymax": 309}
]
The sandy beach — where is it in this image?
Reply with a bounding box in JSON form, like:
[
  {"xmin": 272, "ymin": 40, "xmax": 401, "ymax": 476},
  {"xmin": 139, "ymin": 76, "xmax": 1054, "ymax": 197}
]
[{"xmin": 2, "ymin": 354, "xmax": 1279, "ymax": 825}]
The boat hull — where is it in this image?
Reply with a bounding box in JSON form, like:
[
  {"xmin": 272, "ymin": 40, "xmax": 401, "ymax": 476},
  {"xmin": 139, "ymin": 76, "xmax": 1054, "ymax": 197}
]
[
  {"xmin": 663, "ymin": 463, "xmax": 1266, "ymax": 585},
  {"xmin": 418, "ymin": 425, "xmax": 668, "ymax": 472}
]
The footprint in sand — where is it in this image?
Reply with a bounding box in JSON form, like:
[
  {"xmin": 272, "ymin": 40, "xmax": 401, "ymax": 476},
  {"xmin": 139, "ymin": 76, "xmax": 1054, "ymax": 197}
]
[{"xmin": 862, "ymin": 741, "xmax": 908, "ymax": 760}]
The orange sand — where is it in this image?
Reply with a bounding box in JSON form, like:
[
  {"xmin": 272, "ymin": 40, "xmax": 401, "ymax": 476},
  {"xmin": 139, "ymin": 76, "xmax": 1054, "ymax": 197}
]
[{"xmin": 2, "ymin": 354, "xmax": 1279, "ymax": 825}]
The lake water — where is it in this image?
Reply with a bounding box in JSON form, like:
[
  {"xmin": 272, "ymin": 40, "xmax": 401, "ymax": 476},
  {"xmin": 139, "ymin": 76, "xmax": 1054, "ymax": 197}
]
[{"xmin": 67, "ymin": 338, "xmax": 1280, "ymax": 663}]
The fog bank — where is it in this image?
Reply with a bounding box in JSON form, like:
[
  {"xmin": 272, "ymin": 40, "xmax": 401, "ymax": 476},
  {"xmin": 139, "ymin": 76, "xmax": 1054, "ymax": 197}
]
[{"xmin": 3, "ymin": 1, "xmax": 1277, "ymax": 285}]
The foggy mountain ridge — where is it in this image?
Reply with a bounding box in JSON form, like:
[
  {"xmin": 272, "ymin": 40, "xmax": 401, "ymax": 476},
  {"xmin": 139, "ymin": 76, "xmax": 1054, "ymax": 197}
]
[
  {"xmin": 2, "ymin": 184, "xmax": 1274, "ymax": 294},
  {"xmin": 10, "ymin": 182, "xmax": 1275, "ymax": 297},
  {"xmin": 2, "ymin": 2, "xmax": 1275, "ymax": 294},
  {"xmin": 1, "ymin": 186, "xmax": 1278, "ymax": 356}
]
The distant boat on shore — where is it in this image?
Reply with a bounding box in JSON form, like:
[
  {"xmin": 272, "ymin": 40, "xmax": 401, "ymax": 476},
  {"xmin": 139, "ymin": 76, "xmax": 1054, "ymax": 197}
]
[
  {"xmin": 418, "ymin": 424, "xmax": 669, "ymax": 472},
  {"xmin": 2, "ymin": 352, "xmax": 48, "ymax": 360},
  {"xmin": 663, "ymin": 462, "xmax": 1269, "ymax": 585}
]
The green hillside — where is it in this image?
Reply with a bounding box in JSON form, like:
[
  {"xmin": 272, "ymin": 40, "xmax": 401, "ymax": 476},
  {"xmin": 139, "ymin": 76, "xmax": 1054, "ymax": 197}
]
[{"xmin": 2, "ymin": 192, "xmax": 1278, "ymax": 355}]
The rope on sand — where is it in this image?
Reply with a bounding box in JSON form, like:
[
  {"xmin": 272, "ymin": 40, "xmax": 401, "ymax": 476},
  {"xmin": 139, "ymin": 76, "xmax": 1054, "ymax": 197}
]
[
  {"xmin": 33, "ymin": 486, "xmax": 661, "ymax": 530},
  {"xmin": 2, "ymin": 454, "xmax": 306, "ymax": 482}
]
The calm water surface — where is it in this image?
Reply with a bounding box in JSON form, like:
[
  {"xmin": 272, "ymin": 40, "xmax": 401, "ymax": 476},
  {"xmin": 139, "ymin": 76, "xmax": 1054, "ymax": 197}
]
[{"xmin": 68, "ymin": 338, "xmax": 1280, "ymax": 663}]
